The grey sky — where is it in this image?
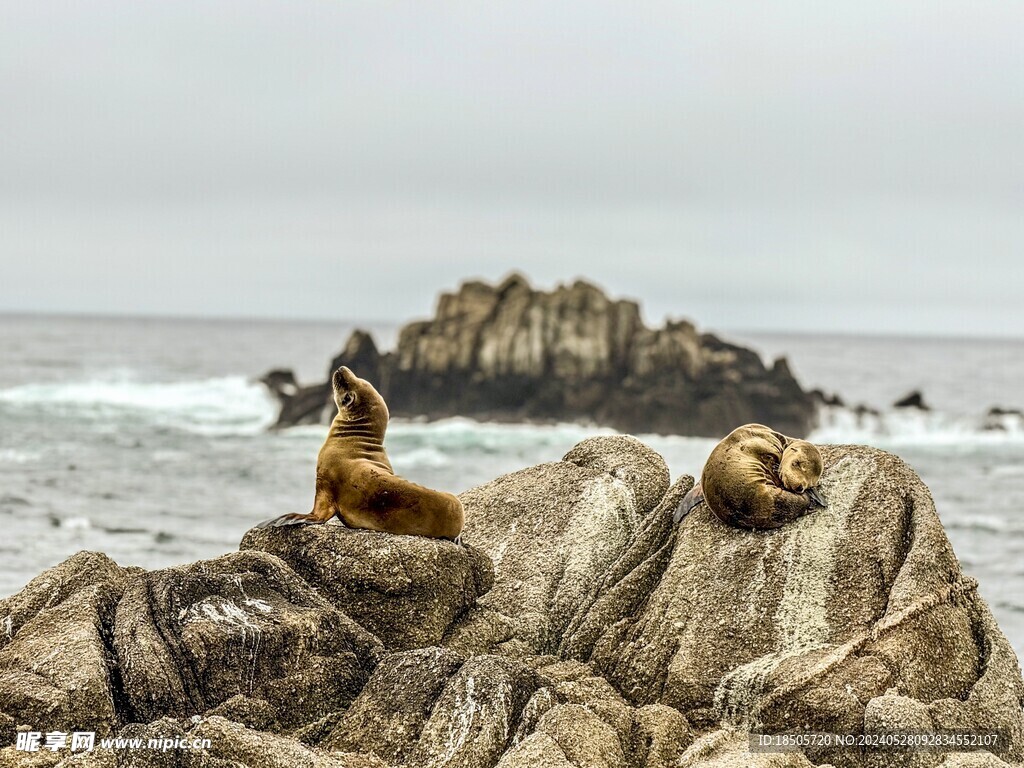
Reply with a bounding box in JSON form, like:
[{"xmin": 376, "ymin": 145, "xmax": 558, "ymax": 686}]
[{"xmin": 1, "ymin": 1, "xmax": 1021, "ymax": 336}]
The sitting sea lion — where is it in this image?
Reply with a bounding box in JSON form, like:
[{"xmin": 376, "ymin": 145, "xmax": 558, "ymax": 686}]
[
  {"xmin": 258, "ymin": 366, "xmax": 464, "ymax": 540},
  {"xmin": 674, "ymin": 423, "xmax": 826, "ymax": 529}
]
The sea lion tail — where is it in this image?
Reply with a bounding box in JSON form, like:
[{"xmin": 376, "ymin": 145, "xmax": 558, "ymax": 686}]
[{"xmin": 674, "ymin": 482, "xmax": 704, "ymax": 524}]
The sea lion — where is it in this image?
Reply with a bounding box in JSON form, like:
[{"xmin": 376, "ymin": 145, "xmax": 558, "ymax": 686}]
[
  {"xmin": 258, "ymin": 366, "xmax": 464, "ymax": 540},
  {"xmin": 674, "ymin": 423, "xmax": 826, "ymax": 529}
]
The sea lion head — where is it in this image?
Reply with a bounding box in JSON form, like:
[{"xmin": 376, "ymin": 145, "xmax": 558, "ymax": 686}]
[
  {"xmin": 778, "ymin": 440, "xmax": 823, "ymax": 493},
  {"xmin": 331, "ymin": 366, "xmax": 389, "ymax": 434}
]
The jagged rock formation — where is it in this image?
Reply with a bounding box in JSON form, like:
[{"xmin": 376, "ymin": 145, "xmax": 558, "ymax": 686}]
[
  {"xmin": 262, "ymin": 275, "xmax": 816, "ymax": 437},
  {"xmin": 1, "ymin": 438, "xmax": 1022, "ymax": 768}
]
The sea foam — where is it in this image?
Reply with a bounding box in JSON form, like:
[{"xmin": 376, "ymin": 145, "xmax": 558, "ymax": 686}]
[{"xmin": 0, "ymin": 375, "xmax": 277, "ymax": 435}]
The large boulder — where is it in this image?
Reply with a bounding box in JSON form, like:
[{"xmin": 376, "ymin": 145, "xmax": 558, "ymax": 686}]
[
  {"xmin": 263, "ymin": 275, "xmax": 817, "ymax": 437},
  {"xmin": 114, "ymin": 550, "xmax": 382, "ymax": 728},
  {"xmin": 564, "ymin": 445, "xmax": 1024, "ymax": 767},
  {"xmin": 240, "ymin": 525, "xmax": 492, "ymax": 652},
  {"xmin": 0, "ymin": 552, "xmax": 135, "ymax": 743},
  {"xmin": 446, "ymin": 436, "xmax": 669, "ymax": 656}
]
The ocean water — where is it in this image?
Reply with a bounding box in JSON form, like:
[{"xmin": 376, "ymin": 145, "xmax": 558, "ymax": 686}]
[{"xmin": 1, "ymin": 313, "xmax": 1022, "ymax": 662}]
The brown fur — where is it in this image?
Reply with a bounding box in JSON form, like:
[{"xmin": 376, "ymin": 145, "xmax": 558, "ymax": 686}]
[
  {"xmin": 694, "ymin": 423, "xmax": 824, "ymax": 529},
  {"xmin": 260, "ymin": 367, "xmax": 464, "ymax": 539}
]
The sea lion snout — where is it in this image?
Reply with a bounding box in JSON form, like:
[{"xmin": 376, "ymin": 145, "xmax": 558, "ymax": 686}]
[
  {"xmin": 330, "ymin": 366, "xmax": 390, "ymax": 425},
  {"xmin": 332, "ymin": 366, "xmax": 356, "ymax": 392}
]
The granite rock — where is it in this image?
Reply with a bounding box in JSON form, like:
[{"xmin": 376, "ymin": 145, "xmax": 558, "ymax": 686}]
[
  {"xmin": 240, "ymin": 525, "xmax": 492, "ymax": 651},
  {"xmin": 114, "ymin": 550, "xmax": 381, "ymax": 728}
]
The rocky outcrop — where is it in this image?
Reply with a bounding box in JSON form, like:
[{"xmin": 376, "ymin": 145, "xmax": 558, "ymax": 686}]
[
  {"xmin": 560, "ymin": 444, "xmax": 1024, "ymax": 768},
  {"xmin": 240, "ymin": 526, "xmax": 493, "ymax": 651},
  {"xmin": 263, "ymin": 275, "xmax": 817, "ymax": 437},
  {"xmin": 894, "ymin": 390, "xmax": 930, "ymax": 410},
  {"xmin": 1, "ymin": 437, "xmax": 1022, "ymax": 768}
]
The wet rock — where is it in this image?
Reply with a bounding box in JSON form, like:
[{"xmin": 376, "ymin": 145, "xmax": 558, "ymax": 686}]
[
  {"xmin": 810, "ymin": 389, "xmax": 846, "ymax": 408},
  {"xmin": 448, "ymin": 436, "xmax": 668, "ymax": 655},
  {"xmin": 568, "ymin": 445, "xmax": 1024, "ymax": 766},
  {"xmin": 0, "ymin": 553, "xmax": 133, "ymax": 742},
  {"xmin": 981, "ymin": 406, "xmax": 1024, "ymax": 432},
  {"xmin": 114, "ymin": 550, "xmax": 381, "ymax": 728},
  {"xmin": 240, "ymin": 525, "xmax": 493, "ymax": 651},
  {"xmin": 893, "ymin": 390, "xmax": 929, "ymax": 410},
  {"xmin": 258, "ymin": 369, "xmax": 299, "ymax": 399},
  {"xmin": 264, "ymin": 275, "xmax": 817, "ymax": 437}
]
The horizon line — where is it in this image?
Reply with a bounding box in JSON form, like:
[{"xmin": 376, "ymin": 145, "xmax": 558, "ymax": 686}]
[{"xmin": 1, "ymin": 307, "xmax": 1022, "ymax": 345}]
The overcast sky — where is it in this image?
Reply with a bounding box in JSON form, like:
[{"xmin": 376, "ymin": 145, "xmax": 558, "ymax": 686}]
[{"xmin": 1, "ymin": 1, "xmax": 1021, "ymax": 336}]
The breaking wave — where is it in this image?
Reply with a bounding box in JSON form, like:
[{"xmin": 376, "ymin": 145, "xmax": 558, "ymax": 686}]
[
  {"xmin": 810, "ymin": 405, "xmax": 1024, "ymax": 445},
  {"xmin": 0, "ymin": 375, "xmax": 277, "ymax": 435}
]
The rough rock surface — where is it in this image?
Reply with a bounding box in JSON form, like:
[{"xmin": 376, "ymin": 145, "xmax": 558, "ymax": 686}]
[
  {"xmin": 0, "ymin": 553, "xmax": 134, "ymax": 740},
  {"xmin": 240, "ymin": 525, "xmax": 493, "ymax": 650},
  {"xmin": 2, "ymin": 438, "xmax": 1022, "ymax": 768},
  {"xmin": 114, "ymin": 550, "xmax": 382, "ymax": 728},
  {"xmin": 262, "ymin": 275, "xmax": 816, "ymax": 437},
  {"xmin": 319, "ymin": 648, "xmax": 539, "ymax": 768},
  {"xmin": 445, "ymin": 436, "xmax": 669, "ymax": 656}
]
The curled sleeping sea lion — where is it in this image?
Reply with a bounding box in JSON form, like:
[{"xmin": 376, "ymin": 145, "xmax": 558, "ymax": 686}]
[
  {"xmin": 258, "ymin": 366, "xmax": 464, "ymax": 540},
  {"xmin": 673, "ymin": 423, "xmax": 826, "ymax": 529}
]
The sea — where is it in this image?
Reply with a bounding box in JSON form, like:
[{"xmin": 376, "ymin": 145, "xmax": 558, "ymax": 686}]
[{"xmin": 1, "ymin": 313, "xmax": 1022, "ymax": 662}]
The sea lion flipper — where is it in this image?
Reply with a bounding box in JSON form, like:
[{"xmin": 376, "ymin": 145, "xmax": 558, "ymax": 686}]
[
  {"xmin": 256, "ymin": 512, "xmax": 323, "ymax": 528},
  {"xmin": 674, "ymin": 483, "xmax": 704, "ymax": 524},
  {"xmin": 806, "ymin": 486, "xmax": 827, "ymax": 508}
]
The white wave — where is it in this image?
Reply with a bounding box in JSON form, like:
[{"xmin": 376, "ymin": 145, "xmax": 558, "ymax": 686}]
[
  {"xmin": 60, "ymin": 516, "xmax": 92, "ymax": 530},
  {"xmin": 0, "ymin": 375, "xmax": 277, "ymax": 435},
  {"xmin": 0, "ymin": 449, "xmax": 42, "ymax": 464},
  {"xmin": 390, "ymin": 446, "xmax": 451, "ymax": 469},
  {"xmin": 811, "ymin": 405, "xmax": 1024, "ymax": 446},
  {"xmin": 945, "ymin": 514, "xmax": 1012, "ymax": 534}
]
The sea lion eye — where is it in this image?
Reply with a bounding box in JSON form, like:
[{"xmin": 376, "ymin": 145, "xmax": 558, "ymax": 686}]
[{"xmin": 341, "ymin": 392, "xmax": 355, "ymax": 408}]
